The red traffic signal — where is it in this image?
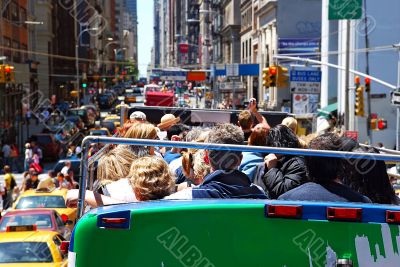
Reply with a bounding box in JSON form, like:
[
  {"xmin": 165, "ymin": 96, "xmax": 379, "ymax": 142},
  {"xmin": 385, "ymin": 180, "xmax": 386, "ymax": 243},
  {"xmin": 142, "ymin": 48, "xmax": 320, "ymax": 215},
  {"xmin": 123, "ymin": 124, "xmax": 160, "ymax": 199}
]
[
  {"xmin": 365, "ymin": 77, "xmax": 371, "ymax": 85},
  {"xmin": 354, "ymin": 76, "xmax": 360, "ymax": 85},
  {"xmin": 5, "ymin": 66, "xmax": 11, "ymax": 73},
  {"xmin": 269, "ymin": 67, "xmax": 277, "ymax": 75},
  {"xmin": 377, "ymin": 119, "xmax": 387, "ymax": 130}
]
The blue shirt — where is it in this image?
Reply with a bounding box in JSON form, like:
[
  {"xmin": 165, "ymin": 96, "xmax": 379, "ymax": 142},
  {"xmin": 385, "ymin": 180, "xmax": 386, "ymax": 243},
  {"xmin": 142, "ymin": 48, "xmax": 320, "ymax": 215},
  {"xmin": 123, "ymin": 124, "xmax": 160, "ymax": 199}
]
[
  {"xmin": 192, "ymin": 170, "xmax": 268, "ymax": 199},
  {"xmin": 163, "ymin": 150, "xmax": 181, "ymax": 164}
]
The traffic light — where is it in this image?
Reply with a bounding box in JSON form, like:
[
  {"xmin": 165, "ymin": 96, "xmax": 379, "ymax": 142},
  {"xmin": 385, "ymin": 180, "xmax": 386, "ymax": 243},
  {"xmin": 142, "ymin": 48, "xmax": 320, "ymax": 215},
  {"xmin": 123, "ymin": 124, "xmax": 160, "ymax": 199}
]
[
  {"xmin": 354, "ymin": 76, "xmax": 360, "ymax": 87},
  {"xmin": 0, "ymin": 65, "xmax": 5, "ymax": 83},
  {"xmin": 4, "ymin": 65, "xmax": 15, "ymax": 83},
  {"xmin": 262, "ymin": 68, "xmax": 272, "ymax": 87},
  {"xmin": 355, "ymin": 86, "xmax": 364, "ymax": 117},
  {"xmin": 377, "ymin": 118, "xmax": 387, "ymax": 130},
  {"xmin": 276, "ymin": 66, "xmax": 289, "ymax": 88},
  {"xmin": 82, "ymin": 82, "xmax": 87, "ymax": 89},
  {"xmin": 365, "ymin": 77, "xmax": 371, "ymax": 93},
  {"xmin": 370, "ymin": 118, "xmax": 377, "ymax": 130}
]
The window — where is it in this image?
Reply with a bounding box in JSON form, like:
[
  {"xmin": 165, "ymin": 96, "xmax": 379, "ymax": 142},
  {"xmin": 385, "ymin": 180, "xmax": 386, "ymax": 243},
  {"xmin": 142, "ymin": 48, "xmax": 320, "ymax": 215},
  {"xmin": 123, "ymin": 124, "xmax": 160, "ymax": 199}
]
[
  {"xmin": 11, "ymin": 2, "xmax": 19, "ymax": 21},
  {"xmin": 3, "ymin": 37, "xmax": 11, "ymax": 59},
  {"xmin": 12, "ymin": 40, "xmax": 20, "ymax": 63},
  {"xmin": 20, "ymin": 7, "xmax": 27, "ymax": 27}
]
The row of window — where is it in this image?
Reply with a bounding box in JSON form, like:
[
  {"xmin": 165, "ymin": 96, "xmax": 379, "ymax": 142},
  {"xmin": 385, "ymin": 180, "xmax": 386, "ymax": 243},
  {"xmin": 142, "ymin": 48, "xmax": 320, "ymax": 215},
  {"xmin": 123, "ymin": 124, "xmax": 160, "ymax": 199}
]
[
  {"xmin": 3, "ymin": 37, "xmax": 28, "ymax": 63},
  {"xmin": 2, "ymin": 1, "xmax": 28, "ymax": 27},
  {"xmin": 242, "ymin": 38, "xmax": 252, "ymax": 62}
]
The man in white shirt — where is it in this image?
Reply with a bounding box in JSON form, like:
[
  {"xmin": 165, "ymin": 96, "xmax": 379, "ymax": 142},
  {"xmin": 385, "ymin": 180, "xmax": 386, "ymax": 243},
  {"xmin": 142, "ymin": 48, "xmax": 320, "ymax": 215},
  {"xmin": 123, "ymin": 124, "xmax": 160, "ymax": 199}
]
[{"xmin": 2, "ymin": 143, "xmax": 11, "ymax": 166}]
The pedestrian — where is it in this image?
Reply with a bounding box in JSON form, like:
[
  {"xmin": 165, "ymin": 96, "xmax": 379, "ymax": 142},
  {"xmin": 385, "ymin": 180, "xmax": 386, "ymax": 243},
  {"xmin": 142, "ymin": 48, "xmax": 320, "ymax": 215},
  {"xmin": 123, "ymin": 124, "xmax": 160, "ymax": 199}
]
[
  {"xmin": 24, "ymin": 143, "xmax": 33, "ymax": 171},
  {"xmin": 1, "ymin": 143, "xmax": 11, "ymax": 167},
  {"xmin": 2, "ymin": 165, "xmax": 17, "ymax": 210},
  {"xmin": 9, "ymin": 144, "xmax": 19, "ymax": 172},
  {"xmin": 22, "ymin": 171, "xmax": 39, "ymax": 191}
]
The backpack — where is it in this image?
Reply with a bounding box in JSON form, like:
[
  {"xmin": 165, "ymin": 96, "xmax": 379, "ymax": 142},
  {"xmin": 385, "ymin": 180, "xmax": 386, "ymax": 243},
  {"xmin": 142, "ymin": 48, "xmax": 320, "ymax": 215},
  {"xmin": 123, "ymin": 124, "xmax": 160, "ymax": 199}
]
[{"xmin": 10, "ymin": 175, "xmax": 17, "ymax": 190}]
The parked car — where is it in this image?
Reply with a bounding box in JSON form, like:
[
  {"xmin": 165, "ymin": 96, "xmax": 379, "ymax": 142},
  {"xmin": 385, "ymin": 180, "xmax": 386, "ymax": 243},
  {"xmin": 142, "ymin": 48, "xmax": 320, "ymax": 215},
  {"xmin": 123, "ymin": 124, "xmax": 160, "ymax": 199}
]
[
  {"xmin": 31, "ymin": 134, "xmax": 62, "ymax": 160},
  {"xmin": 0, "ymin": 209, "xmax": 72, "ymax": 240}
]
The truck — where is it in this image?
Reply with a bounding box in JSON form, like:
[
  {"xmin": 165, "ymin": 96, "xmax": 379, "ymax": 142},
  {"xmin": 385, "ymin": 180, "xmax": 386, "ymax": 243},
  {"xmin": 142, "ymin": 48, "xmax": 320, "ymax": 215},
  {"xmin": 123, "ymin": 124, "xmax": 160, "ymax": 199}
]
[
  {"xmin": 65, "ymin": 137, "xmax": 400, "ymax": 267},
  {"xmin": 144, "ymin": 84, "xmax": 175, "ymax": 107}
]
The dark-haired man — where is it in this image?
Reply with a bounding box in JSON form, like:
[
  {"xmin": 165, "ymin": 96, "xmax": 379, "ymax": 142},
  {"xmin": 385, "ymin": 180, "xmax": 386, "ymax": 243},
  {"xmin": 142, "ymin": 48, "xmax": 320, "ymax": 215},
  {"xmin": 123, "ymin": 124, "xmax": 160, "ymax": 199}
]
[
  {"xmin": 278, "ymin": 133, "xmax": 371, "ymax": 203},
  {"xmin": 166, "ymin": 123, "xmax": 267, "ymax": 199}
]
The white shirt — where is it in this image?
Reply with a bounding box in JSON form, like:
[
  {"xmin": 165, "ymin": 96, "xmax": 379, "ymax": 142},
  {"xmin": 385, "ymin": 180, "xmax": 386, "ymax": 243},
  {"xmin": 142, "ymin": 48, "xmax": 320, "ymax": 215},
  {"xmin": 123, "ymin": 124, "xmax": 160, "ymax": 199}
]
[
  {"xmin": 61, "ymin": 166, "xmax": 70, "ymax": 176},
  {"xmin": 25, "ymin": 148, "xmax": 32, "ymax": 160},
  {"xmin": 106, "ymin": 178, "xmax": 137, "ymax": 202},
  {"xmin": 164, "ymin": 188, "xmax": 193, "ymax": 200}
]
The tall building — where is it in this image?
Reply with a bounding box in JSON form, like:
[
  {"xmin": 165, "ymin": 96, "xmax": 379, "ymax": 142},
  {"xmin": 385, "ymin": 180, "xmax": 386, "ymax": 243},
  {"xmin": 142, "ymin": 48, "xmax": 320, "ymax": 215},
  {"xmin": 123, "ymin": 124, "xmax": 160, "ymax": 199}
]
[{"xmin": 152, "ymin": 0, "xmax": 161, "ymax": 68}]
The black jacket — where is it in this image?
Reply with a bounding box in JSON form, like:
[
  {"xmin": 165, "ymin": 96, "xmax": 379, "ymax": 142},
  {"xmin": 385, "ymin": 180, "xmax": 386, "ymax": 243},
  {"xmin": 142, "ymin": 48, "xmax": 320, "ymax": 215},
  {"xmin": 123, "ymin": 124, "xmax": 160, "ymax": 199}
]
[{"xmin": 255, "ymin": 156, "xmax": 308, "ymax": 199}]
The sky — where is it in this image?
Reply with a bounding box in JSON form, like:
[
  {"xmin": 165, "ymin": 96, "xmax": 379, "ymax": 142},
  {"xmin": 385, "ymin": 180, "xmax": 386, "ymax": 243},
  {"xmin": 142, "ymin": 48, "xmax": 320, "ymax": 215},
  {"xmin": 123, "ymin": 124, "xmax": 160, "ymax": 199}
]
[{"xmin": 137, "ymin": 0, "xmax": 154, "ymax": 77}]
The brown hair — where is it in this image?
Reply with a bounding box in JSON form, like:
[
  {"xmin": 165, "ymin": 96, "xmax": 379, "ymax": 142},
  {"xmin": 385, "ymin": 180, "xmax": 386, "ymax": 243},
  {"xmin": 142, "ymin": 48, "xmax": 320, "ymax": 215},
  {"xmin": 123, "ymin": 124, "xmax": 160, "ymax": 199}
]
[
  {"xmin": 3, "ymin": 165, "xmax": 11, "ymax": 173},
  {"xmin": 248, "ymin": 124, "xmax": 268, "ymax": 146},
  {"xmin": 129, "ymin": 157, "xmax": 174, "ymax": 201},
  {"xmin": 238, "ymin": 110, "xmax": 253, "ymax": 130}
]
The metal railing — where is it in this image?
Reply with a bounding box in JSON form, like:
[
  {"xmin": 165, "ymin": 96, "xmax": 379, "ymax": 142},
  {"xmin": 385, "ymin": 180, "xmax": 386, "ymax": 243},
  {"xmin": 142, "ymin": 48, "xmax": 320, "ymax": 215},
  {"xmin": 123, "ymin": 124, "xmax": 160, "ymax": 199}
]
[{"xmin": 78, "ymin": 136, "xmax": 400, "ymax": 218}]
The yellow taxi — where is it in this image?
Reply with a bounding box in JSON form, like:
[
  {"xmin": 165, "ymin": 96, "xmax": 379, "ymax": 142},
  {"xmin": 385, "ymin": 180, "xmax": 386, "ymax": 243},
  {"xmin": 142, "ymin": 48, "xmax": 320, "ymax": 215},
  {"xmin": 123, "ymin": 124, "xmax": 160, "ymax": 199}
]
[
  {"xmin": 89, "ymin": 127, "xmax": 111, "ymax": 137},
  {"xmin": 104, "ymin": 115, "xmax": 121, "ymax": 128},
  {"xmin": 0, "ymin": 225, "xmax": 68, "ymax": 266},
  {"xmin": 13, "ymin": 189, "xmax": 76, "ymax": 225}
]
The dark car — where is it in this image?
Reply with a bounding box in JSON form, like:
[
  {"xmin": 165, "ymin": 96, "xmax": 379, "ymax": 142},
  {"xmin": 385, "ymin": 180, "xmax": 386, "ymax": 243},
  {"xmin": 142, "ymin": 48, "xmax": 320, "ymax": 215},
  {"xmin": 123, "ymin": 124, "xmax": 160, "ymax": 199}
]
[
  {"xmin": 98, "ymin": 93, "xmax": 115, "ymax": 109},
  {"xmin": 31, "ymin": 134, "xmax": 62, "ymax": 160}
]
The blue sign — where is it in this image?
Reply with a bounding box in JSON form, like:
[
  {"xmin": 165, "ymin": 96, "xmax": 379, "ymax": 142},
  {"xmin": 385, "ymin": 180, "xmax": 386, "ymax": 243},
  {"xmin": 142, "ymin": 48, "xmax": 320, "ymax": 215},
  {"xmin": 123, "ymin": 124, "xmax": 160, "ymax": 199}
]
[
  {"xmin": 278, "ymin": 38, "xmax": 320, "ymax": 57},
  {"xmin": 290, "ymin": 70, "xmax": 321, "ymax": 82},
  {"xmin": 214, "ymin": 64, "xmax": 259, "ymax": 77}
]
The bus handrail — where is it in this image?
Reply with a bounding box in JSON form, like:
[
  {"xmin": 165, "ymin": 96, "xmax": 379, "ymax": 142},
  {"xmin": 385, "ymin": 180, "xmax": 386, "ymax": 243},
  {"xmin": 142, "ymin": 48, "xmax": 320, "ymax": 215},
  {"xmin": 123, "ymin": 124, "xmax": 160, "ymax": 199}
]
[{"xmin": 78, "ymin": 136, "xmax": 400, "ymax": 218}]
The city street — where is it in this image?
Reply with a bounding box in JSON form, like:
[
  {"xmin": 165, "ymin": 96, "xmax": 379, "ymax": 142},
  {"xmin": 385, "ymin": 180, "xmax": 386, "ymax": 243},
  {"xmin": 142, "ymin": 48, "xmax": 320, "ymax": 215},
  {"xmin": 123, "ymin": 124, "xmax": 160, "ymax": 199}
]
[{"xmin": 0, "ymin": 0, "xmax": 400, "ymax": 266}]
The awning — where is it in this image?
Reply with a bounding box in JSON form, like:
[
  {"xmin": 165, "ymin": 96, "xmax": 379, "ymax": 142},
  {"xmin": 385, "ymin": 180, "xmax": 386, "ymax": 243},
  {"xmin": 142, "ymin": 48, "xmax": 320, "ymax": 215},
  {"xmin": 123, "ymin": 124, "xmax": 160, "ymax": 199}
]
[{"xmin": 317, "ymin": 102, "xmax": 337, "ymax": 119}]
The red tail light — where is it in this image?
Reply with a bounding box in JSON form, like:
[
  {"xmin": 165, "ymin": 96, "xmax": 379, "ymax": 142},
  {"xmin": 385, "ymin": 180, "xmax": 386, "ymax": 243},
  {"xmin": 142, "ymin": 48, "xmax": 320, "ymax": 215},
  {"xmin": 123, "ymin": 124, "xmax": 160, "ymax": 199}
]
[
  {"xmin": 386, "ymin": 210, "xmax": 400, "ymax": 224},
  {"xmin": 266, "ymin": 205, "xmax": 303, "ymax": 219},
  {"xmin": 101, "ymin": 218, "xmax": 128, "ymax": 224},
  {"xmin": 60, "ymin": 241, "xmax": 70, "ymax": 254},
  {"xmin": 327, "ymin": 207, "xmax": 362, "ymax": 222}
]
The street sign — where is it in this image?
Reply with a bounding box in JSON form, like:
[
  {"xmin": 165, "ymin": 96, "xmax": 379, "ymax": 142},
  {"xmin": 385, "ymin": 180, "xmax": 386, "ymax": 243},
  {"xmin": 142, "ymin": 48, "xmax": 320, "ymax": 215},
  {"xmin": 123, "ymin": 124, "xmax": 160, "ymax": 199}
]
[
  {"xmin": 391, "ymin": 91, "xmax": 400, "ymax": 106},
  {"xmin": 329, "ymin": 0, "xmax": 362, "ymax": 20},
  {"xmin": 219, "ymin": 81, "xmax": 245, "ymax": 91},
  {"xmin": 290, "ymin": 70, "xmax": 321, "ymax": 94},
  {"xmin": 292, "ymin": 94, "xmax": 319, "ymax": 114},
  {"xmin": 226, "ymin": 64, "xmax": 239, "ymax": 77}
]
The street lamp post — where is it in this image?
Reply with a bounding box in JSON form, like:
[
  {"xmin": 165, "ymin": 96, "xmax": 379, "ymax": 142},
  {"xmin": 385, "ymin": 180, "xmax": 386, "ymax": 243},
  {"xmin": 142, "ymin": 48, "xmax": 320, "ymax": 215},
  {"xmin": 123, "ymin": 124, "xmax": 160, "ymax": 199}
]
[
  {"xmin": 75, "ymin": 27, "xmax": 98, "ymax": 106},
  {"xmin": 102, "ymin": 40, "xmax": 120, "ymax": 87}
]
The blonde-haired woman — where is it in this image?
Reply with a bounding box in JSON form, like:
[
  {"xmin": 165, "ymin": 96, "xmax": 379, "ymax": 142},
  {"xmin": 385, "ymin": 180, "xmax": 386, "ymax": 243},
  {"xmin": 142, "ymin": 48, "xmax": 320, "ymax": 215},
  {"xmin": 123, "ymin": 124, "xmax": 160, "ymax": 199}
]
[
  {"xmin": 93, "ymin": 146, "xmax": 137, "ymax": 202},
  {"xmin": 66, "ymin": 156, "xmax": 175, "ymax": 207},
  {"xmin": 122, "ymin": 122, "xmax": 158, "ymax": 157},
  {"xmin": 130, "ymin": 156, "xmax": 175, "ymax": 201}
]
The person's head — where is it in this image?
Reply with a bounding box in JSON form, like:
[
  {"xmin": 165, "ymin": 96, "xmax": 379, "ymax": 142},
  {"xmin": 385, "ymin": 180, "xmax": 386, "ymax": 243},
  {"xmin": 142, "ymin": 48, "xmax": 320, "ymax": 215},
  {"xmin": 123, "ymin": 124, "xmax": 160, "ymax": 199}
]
[
  {"xmin": 97, "ymin": 146, "xmax": 136, "ymax": 183},
  {"xmin": 338, "ymin": 136, "xmax": 359, "ymax": 152},
  {"xmin": 129, "ymin": 111, "xmax": 147, "ymax": 123},
  {"xmin": 29, "ymin": 168, "xmax": 36, "ymax": 175},
  {"xmin": 157, "ymin": 114, "xmax": 180, "ymax": 131},
  {"xmin": 267, "ymin": 124, "xmax": 300, "ymax": 149},
  {"xmin": 376, "ymin": 142, "xmax": 384, "ymax": 148},
  {"xmin": 281, "ymin": 117, "xmax": 298, "ymax": 133},
  {"xmin": 65, "ymin": 161, "xmax": 71, "ymax": 168},
  {"xmin": 123, "ymin": 122, "xmax": 158, "ymax": 157},
  {"xmin": 3, "ymin": 165, "xmax": 11, "ymax": 174},
  {"xmin": 248, "ymin": 124, "xmax": 268, "ymax": 146},
  {"xmin": 341, "ymin": 147, "xmax": 396, "ymax": 204},
  {"xmin": 64, "ymin": 175, "xmax": 74, "ymax": 185},
  {"xmin": 238, "ymin": 110, "xmax": 253, "ymax": 131},
  {"xmin": 206, "ymin": 123, "xmax": 244, "ymax": 171},
  {"xmin": 167, "ymin": 124, "xmax": 190, "ymax": 141},
  {"xmin": 129, "ymin": 156, "xmax": 174, "ymax": 201},
  {"xmin": 25, "ymin": 143, "xmax": 31, "ymax": 149},
  {"xmin": 48, "ymin": 170, "xmax": 56, "ymax": 178},
  {"xmin": 124, "ymin": 122, "xmax": 157, "ymax": 140},
  {"xmin": 57, "ymin": 172, "xmax": 64, "ymax": 181},
  {"xmin": 306, "ymin": 133, "xmax": 342, "ymax": 184},
  {"xmin": 31, "ymin": 172, "xmax": 39, "ymax": 181},
  {"xmin": 182, "ymin": 149, "xmax": 211, "ymax": 185}
]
